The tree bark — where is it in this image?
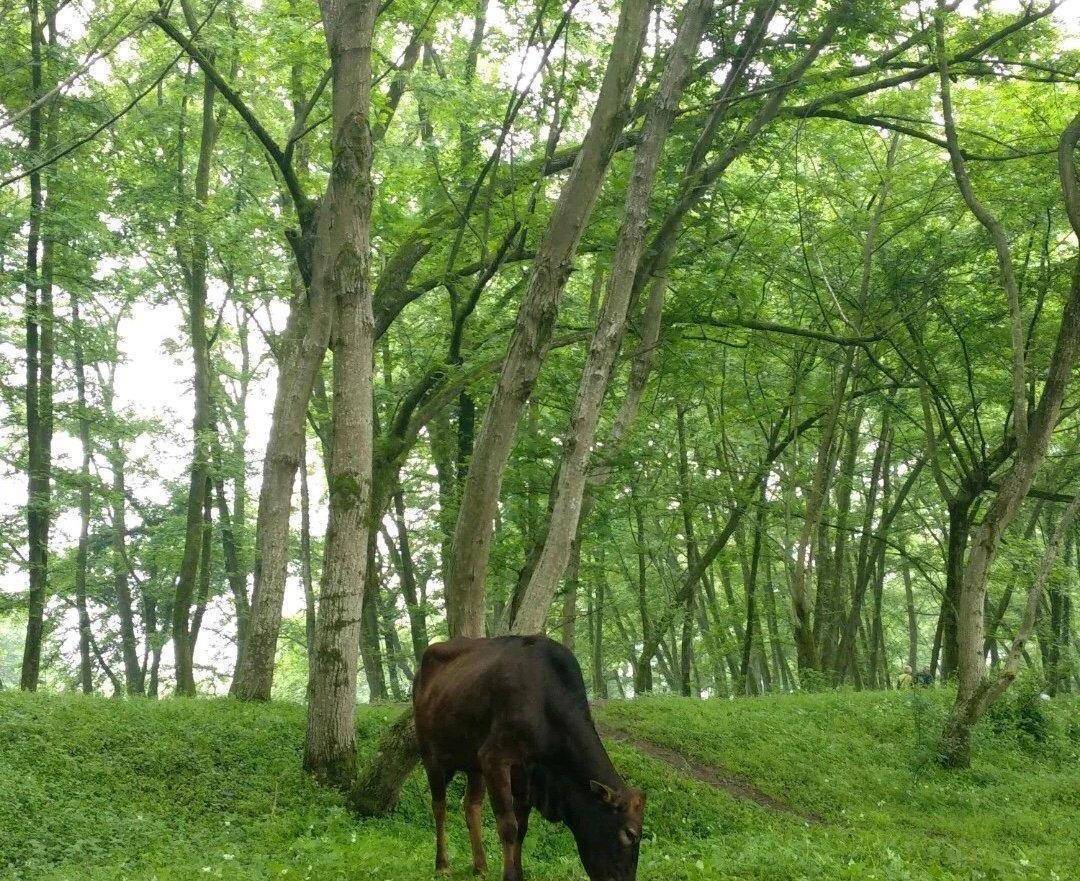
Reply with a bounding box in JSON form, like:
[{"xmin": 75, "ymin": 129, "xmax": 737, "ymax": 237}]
[
  {"xmin": 902, "ymin": 556, "xmax": 918, "ymax": 672},
  {"xmin": 389, "ymin": 480, "xmax": 427, "ymax": 663},
  {"xmin": 232, "ymin": 272, "xmax": 331, "ymax": 700},
  {"xmin": 71, "ymin": 290, "xmax": 95, "ymax": 694},
  {"xmin": 108, "ymin": 430, "xmax": 142, "ymax": 694},
  {"xmin": 300, "ymin": 442, "xmax": 316, "ymax": 660},
  {"xmin": 834, "ymin": 409, "xmax": 892, "ymax": 682},
  {"xmin": 632, "ymin": 495, "xmax": 654, "ymax": 693},
  {"xmin": 512, "ymin": 0, "xmax": 713, "ymax": 634},
  {"xmin": 172, "ymin": 71, "xmax": 217, "ymax": 697},
  {"xmin": 448, "ymin": 0, "xmax": 651, "ymax": 638},
  {"xmin": 302, "ymin": 0, "xmax": 379, "ymax": 789},
  {"xmin": 819, "ymin": 401, "xmax": 864, "ymax": 669},
  {"xmin": 20, "ymin": 0, "xmax": 55, "ymax": 691},
  {"xmin": 188, "ymin": 480, "xmax": 214, "ymax": 668},
  {"xmin": 360, "ymin": 527, "xmax": 389, "ymax": 703},
  {"xmin": 591, "ymin": 546, "xmax": 608, "ymax": 698},
  {"xmin": 939, "ymin": 103, "xmax": 1080, "ymax": 767},
  {"xmin": 740, "ymin": 480, "xmax": 767, "ymax": 694}
]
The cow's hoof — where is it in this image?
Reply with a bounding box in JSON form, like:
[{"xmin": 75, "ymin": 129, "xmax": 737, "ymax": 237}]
[{"xmin": 472, "ymin": 863, "xmax": 488, "ymax": 876}]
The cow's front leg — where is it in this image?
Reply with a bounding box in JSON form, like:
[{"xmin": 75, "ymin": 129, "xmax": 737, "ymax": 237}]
[
  {"xmin": 464, "ymin": 771, "xmax": 488, "ymax": 875},
  {"xmin": 481, "ymin": 759, "xmax": 521, "ymax": 881},
  {"xmin": 426, "ymin": 768, "xmax": 451, "ymax": 874}
]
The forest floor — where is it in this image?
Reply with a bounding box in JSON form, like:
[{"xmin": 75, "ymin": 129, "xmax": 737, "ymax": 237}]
[{"xmin": 1, "ymin": 688, "xmax": 1077, "ymax": 881}]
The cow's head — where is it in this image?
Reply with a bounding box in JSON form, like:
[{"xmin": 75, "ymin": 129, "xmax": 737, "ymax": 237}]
[{"xmin": 571, "ymin": 780, "xmax": 646, "ymax": 881}]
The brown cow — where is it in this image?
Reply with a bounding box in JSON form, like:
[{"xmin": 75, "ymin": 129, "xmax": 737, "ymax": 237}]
[{"xmin": 413, "ymin": 635, "xmax": 646, "ymax": 881}]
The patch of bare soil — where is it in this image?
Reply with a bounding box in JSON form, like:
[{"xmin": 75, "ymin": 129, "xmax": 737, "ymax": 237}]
[{"xmin": 599, "ymin": 724, "xmax": 825, "ymax": 825}]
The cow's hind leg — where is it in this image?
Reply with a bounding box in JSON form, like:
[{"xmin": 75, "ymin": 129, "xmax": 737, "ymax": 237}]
[
  {"xmin": 510, "ymin": 765, "xmax": 531, "ymax": 879},
  {"xmin": 464, "ymin": 770, "xmax": 488, "ymax": 875},
  {"xmin": 426, "ymin": 766, "xmax": 453, "ymax": 874},
  {"xmin": 481, "ymin": 758, "xmax": 521, "ymax": 881}
]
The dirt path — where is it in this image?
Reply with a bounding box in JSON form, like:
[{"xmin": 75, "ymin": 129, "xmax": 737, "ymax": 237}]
[{"xmin": 599, "ymin": 724, "xmax": 824, "ymax": 825}]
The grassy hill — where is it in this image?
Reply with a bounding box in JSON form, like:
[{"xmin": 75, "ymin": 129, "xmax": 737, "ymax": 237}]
[{"xmin": 1, "ymin": 688, "xmax": 1077, "ymax": 881}]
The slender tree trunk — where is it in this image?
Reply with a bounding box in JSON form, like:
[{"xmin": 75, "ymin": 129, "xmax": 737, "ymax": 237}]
[
  {"xmin": 429, "ymin": 412, "xmax": 457, "ymax": 595},
  {"xmin": 632, "ymin": 497, "xmax": 654, "ymax": 693},
  {"xmin": 591, "ymin": 546, "xmax": 608, "ymax": 698},
  {"xmin": 820, "ymin": 402, "xmax": 864, "ymax": 669},
  {"xmin": 108, "ymin": 433, "xmax": 142, "ymax": 694},
  {"xmin": 790, "ymin": 358, "xmax": 849, "ymax": 674},
  {"xmin": 902, "ymin": 557, "xmax": 918, "ymax": 672},
  {"xmin": 741, "ymin": 480, "xmax": 767, "ymax": 694},
  {"xmin": 763, "ymin": 556, "xmax": 792, "ymax": 691},
  {"xmin": 233, "ymin": 281, "xmax": 331, "ymax": 700},
  {"xmin": 172, "ymin": 72, "xmax": 217, "ymax": 697},
  {"xmin": 835, "ymin": 414, "xmax": 891, "ymax": 682},
  {"xmin": 214, "ymin": 452, "xmax": 250, "ymax": 674},
  {"xmin": 188, "ymin": 481, "xmax": 214, "ymax": 669},
  {"xmin": 71, "ymin": 291, "xmax": 95, "ymax": 694},
  {"xmin": 448, "ymin": 0, "xmax": 651, "ymax": 638},
  {"xmin": 512, "ymin": 0, "xmax": 714, "ymax": 633},
  {"xmin": 360, "ymin": 528, "xmax": 389, "ymax": 703},
  {"xmin": 675, "ymin": 406, "xmax": 700, "ymax": 697},
  {"xmin": 300, "ymin": 442, "xmax": 316, "ymax": 659},
  {"xmin": 20, "ymin": 0, "xmax": 53, "ymax": 693},
  {"xmin": 1046, "ymin": 534, "xmax": 1067, "ymax": 694},
  {"xmin": 390, "ymin": 480, "xmax": 427, "ymax": 662}
]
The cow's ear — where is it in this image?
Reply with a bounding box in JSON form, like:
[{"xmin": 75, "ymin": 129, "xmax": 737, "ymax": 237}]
[{"xmin": 590, "ymin": 780, "xmax": 618, "ymax": 805}]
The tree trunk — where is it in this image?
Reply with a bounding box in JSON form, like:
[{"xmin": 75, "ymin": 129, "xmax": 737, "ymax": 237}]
[
  {"xmin": 740, "ymin": 480, "xmax": 767, "ymax": 694},
  {"xmin": 71, "ymin": 290, "xmax": 95, "ymax": 694},
  {"xmin": 448, "ymin": 0, "xmax": 651, "ymax": 638},
  {"xmin": 632, "ymin": 497, "xmax": 654, "ymax": 693},
  {"xmin": 941, "ymin": 497, "xmax": 972, "ymax": 680},
  {"xmin": 20, "ymin": 0, "xmax": 55, "ymax": 693},
  {"xmin": 300, "ymin": 442, "xmax": 316, "ymax": 659},
  {"xmin": 938, "ymin": 105, "xmax": 1080, "ymax": 767},
  {"xmin": 560, "ymin": 538, "xmax": 581, "ymax": 650},
  {"xmin": 819, "ymin": 401, "xmax": 864, "ymax": 669},
  {"xmin": 834, "ymin": 413, "xmax": 891, "ymax": 682},
  {"xmin": 591, "ymin": 546, "xmax": 608, "ymax": 698},
  {"xmin": 172, "ymin": 71, "xmax": 218, "ymax": 697},
  {"xmin": 790, "ymin": 358, "xmax": 849, "ymax": 675},
  {"xmin": 390, "ymin": 480, "xmax": 428, "ymax": 662},
  {"xmin": 762, "ymin": 556, "xmax": 792, "ymax": 691},
  {"xmin": 188, "ymin": 480, "xmax": 214, "ymax": 669},
  {"xmin": 675, "ymin": 406, "xmax": 700, "ymax": 697},
  {"xmin": 234, "ymin": 293, "xmax": 333, "ymax": 699},
  {"xmin": 208, "ymin": 404, "xmax": 251, "ymax": 677},
  {"xmin": 108, "ymin": 432, "xmax": 143, "ymax": 694},
  {"xmin": 351, "ymin": 710, "xmax": 419, "ymax": 816},
  {"xmin": 360, "ymin": 527, "xmax": 389, "ymax": 703},
  {"xmin": 902, "ymin": 556, "xmax": 918, "ymax": 672},
  {"xmin": 303, "ymin": 0, "xmax": 379, "ymax": 789},
  {"xmin": 511, "ymin": 0, "xmax": 713, "ymax": 633}
]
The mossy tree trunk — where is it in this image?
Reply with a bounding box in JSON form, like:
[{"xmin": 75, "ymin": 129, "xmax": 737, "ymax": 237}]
[{"xmin": 302, "ymin": 0, "xmax": 379, "ymax": 790}]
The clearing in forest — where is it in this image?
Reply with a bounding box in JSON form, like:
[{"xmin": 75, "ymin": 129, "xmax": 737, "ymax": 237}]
[{"xmin": 1, "ymin": 689, "xmax": 1077, "ymax": 881}]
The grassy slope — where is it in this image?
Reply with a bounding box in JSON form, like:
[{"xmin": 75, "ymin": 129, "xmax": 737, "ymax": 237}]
[{"xmin": 0, "ymin": 690, "xmax": 1077, "ymax": 881}]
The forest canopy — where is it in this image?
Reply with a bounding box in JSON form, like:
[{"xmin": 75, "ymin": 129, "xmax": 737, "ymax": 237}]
[{"xmin": 1, "ymin": 0, "xmax": 1079, "ymax": 788}]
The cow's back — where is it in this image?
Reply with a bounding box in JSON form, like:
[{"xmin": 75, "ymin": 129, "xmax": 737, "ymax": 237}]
[{"xmin": 413, "ymin": 636, "xmax": 585, "ymax": 772}]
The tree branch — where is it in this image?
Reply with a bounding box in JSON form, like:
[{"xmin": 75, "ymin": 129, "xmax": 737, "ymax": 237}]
[{"xmin": 151, "ymin": 11, "xmax": 309, "ymax": 221}]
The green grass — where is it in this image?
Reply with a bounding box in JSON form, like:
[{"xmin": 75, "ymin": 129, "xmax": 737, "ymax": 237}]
[{"xmin": 1, "ymin": 689, "xmax": 1077, "ymax": 881}]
